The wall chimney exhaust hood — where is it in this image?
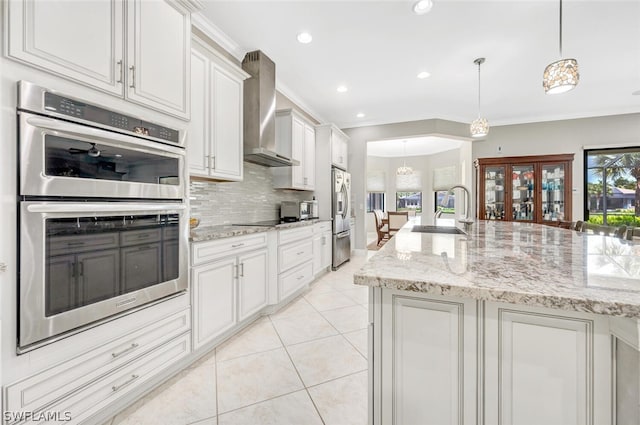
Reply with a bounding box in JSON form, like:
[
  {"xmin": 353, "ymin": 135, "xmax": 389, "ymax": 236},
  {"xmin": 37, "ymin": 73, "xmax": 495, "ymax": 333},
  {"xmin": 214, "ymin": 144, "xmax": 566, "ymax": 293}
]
[{"xmin": 242, "ymin": 51, "xmax": 299, "ymax": 167}]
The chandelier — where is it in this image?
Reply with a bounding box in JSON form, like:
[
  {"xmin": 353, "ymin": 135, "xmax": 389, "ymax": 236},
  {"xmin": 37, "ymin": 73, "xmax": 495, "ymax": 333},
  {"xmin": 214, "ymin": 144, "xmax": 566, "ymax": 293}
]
[
  {"xmin": 397, "ymin": 141, "xmax": 413, "ymax": 175},
  {"xmin": 470, "ymin": 57, "xmax": 489, "ymax": 138},
  {"xmin": 543, "ymin": 0, "xmax": 579, "ymax": 94}
]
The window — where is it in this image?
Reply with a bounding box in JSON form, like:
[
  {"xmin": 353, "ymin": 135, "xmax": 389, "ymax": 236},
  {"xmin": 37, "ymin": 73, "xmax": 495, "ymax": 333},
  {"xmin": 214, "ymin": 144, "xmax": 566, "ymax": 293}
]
[
  {"xmin": 434, "ymin": 191, "xmax": 455, "ymax": 213},
  {"xmin": 585, "ymin": 147, "xmax": 640, "ymax": 226},
  {"xmin": 396, "ymin": 192, "xmax": 422, "ymax": 213},
  {"xmin": 366, "ymin": 192, "xmax": 385, "ymax": 213}
]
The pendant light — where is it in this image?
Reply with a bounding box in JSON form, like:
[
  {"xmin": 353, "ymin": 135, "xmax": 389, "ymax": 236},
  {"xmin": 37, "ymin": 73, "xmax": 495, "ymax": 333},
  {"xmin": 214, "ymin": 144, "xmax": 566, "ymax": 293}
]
[
  {"xmin": 543, "ymin": 0, "xmax": 579, "ymax": 94},
  {"xmin": 470, "ymin": 57, "xmax": 489, "ymax": 138},
  {"xmin": 396, "ymin": 141, "xmax": 413, "ymax": 175}
]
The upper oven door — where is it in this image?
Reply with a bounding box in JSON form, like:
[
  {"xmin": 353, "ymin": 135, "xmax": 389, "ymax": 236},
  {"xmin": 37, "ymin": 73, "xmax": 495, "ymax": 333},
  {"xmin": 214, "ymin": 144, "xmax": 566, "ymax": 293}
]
[{"xmin": 19, "ymin": 112, "xmax": 185, "ymax": 199}]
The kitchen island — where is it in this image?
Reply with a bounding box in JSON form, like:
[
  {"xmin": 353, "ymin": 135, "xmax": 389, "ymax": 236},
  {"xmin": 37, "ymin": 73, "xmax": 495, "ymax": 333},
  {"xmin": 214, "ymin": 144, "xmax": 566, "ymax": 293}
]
[{"xmin": 355, "ymin": 220, "xmax": 640, "ymax": 425}]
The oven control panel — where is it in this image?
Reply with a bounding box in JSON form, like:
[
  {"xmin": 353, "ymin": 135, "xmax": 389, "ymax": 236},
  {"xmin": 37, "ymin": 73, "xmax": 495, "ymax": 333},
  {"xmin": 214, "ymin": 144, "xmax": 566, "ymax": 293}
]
[{"xmin": 42, "ymin": 92, "xmax": 180, "ymax": 145}]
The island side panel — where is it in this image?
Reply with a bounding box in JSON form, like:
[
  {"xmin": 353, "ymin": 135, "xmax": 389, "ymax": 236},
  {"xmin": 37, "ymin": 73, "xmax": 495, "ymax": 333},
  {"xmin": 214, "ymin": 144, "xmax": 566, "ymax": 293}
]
[
  {"xmin": 378, "ymin": 289, "xmax": 478, "ymax": 425},
  {"xmin": 484, "ymin": 301, "xmax": 611, "ymax": 425}
]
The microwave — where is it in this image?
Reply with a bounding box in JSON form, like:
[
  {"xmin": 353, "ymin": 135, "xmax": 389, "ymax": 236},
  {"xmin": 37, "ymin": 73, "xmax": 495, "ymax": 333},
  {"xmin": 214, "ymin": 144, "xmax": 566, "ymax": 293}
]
[{"xmin": 281, "ymin": 200, "xmax": 318, "ymax": 221}]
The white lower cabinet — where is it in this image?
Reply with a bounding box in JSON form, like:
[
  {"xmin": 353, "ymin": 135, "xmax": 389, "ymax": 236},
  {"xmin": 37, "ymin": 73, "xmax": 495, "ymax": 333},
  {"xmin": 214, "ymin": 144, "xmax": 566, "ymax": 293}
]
[
  {"xmin": 5, "ymin": 309, "xmax": 191, "ymax": 425},
  {"xmin": 191, "ymin": 234, "xmax": 269, "ymax": 350},
  {"xmin": 277, "ymin": 227, "xmax": 315, "ymax": 301},
  {"xmin": 192, "ymin": 257, "xmax": 237, "ymax": 350},
  {"xmin": 374, "ymin": 290, "xmax": 613, "ymax": 425},
  {"xmin": 379, "ymin": 290, "xmax": 477, "ymax": 425},
  {"xmin": 313, "ymin": 222, "xmax": 332, "ymax": 276}
]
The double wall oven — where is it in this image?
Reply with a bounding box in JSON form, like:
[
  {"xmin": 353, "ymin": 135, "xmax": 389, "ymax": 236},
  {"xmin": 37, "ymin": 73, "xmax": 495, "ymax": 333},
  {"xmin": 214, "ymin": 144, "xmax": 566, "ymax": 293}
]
[{"xmin": 17, "ymin": 81, "xmax": 188, "ymax": 352}]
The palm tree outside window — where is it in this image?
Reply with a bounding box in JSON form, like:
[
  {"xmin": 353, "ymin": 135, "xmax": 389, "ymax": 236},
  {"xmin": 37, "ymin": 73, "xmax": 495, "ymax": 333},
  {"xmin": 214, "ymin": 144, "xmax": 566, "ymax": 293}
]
[{"xmin": 585, "ymin": 148, "xmax": 640, "ymax": 226}]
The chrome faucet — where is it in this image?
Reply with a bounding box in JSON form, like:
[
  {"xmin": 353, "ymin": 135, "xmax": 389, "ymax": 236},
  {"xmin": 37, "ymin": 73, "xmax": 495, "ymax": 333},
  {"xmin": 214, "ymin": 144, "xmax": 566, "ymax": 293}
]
[{"xmin": 436, "ymin": 184, "xmax": 474, "ymax": 233}]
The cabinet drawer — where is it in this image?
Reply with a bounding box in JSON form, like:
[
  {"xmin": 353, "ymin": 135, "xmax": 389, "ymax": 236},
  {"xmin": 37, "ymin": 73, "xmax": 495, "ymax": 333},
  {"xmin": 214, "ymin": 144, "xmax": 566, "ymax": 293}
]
[
  {"xmin": 23, "ymin": 333, "xmax": 191, "ymax": 425},
  {"xmin": 49, "ymin": 232, "xmax": 119, "ymax": 256},
  {"xmin": 5, "ymin": 309, "xmax": 190, "ymax": 419},
  {"xmin": 120, "ymin": 228, "xmax": 162, "ymax": 247},
  {"xmin": 278, "ymin": 226, "xmax": 314, "ymax": 245},
  {"xmin": 279, "ymin": 239, "xmax": 313, "ymax": 273},
  {"xmin": 279, "ymin": 260, "xmax": 313, "ymax": 301},
  {"xmin": 314, "ymin": 222, "xmax": 332, "ymax": 234},
  {"xmin": 163, "ymin": 226, "xmax": 179, "ymax": 240},
  {"xmin": 192, "ymin": 233, "xmax": 268, "ymax": 266}
]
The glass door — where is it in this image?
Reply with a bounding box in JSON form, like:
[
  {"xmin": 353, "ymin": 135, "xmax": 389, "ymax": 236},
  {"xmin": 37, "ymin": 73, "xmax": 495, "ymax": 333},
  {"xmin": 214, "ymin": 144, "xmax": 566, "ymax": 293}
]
[
  {"xmin": 541, "ymin": 164, "xmax": 566, "ymax": 222},
  {"xmin": 511, "ymin": 164, "xmax": 535, "ymax": 221},
  {"xmin": 484, "ymin": 166, "xmax": 506, "ymax": 220}
]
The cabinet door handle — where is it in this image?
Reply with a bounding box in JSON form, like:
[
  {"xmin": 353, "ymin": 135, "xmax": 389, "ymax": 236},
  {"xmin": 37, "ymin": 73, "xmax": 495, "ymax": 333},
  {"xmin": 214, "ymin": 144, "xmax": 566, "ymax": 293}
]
[
  {"xmin": 78, "ymin": 262, "xmax": 84, "ymax": 277},
  {"xmin": 69, "ymin": 262, "xmax": 75, "ymax": 280},
  {"xmin": 240, "ymin": 263, "xmax": 244, "ymax": 277},
  {"xmin": 297, "ymin": 275, "xmax": 304, "ymax": 280},
  {"xmin": 304, "ymin": 177, "xmax": 308, "ymax": 185},
  {"xmin": 136, "ymin": 234, "xmax": 150, "ymax": 239},
  {"xmin": 129, "ymin": 65, "xmax": 136, "ymax": 88},
  {"xmin": 231, "ymin": 243, "xmax": 244, "ymax": 248},
  {"xmin": 111, "ymin": 343, "xmax": 139, "ymax": 358},
  {"xmin": 297, "ymin": 251, "xmax": 304, "ymax": 255},
  {"xmin": 0, "ymin": 263, "xmax": 6, "ymax": 272},
  {"xmin": 116, "ymin": 60, "xmax": 123, "ymax": 83},
  {"xmin": 112, "ymin": 374, "xmax": 140, "ymax": 392},
  {"xmin": 67, "ymin": 241, "xmax": 86, "ymax": 247},
  {"xmin": 210, "ymin": 156, "xmax": 216, "ymax": 170}
]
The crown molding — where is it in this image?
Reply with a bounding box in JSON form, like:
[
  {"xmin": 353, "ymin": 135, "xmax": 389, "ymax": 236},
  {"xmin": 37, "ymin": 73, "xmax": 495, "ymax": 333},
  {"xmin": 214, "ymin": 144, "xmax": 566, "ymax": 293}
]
[
  {"xmin": 191, "ymin": 12, "xmax": 245, "ymax": 61},
  {"xmin": 276, "ymin": 80, "xmax": 327, "ymax": 125}
]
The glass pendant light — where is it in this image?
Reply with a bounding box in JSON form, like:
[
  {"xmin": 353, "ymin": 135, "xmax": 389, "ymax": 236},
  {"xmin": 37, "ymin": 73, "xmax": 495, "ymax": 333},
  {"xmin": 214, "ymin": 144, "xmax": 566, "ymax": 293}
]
[
  {"xmin": 470, "ymin": 57, "xmax": 489, "ymax": 138},
  {"xmin": 543, "ymin": 0, "xmax": 579, "ymax": 94},
  {"xmin": 396, "ymin": 141, "xmax": 413, "ymax": 175}
]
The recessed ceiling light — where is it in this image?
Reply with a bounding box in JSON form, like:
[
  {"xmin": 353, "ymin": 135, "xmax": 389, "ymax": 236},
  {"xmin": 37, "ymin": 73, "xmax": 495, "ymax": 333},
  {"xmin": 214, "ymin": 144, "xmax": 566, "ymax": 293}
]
[
  {"xmin": 356, "ymin": 113, "xmax": 365, "ymax": 118},
  {"xmin": 297, "ymin": 32, "xmax": 312, "ymax": 44},
  {"xmin": 417, "ymin": 71, "xmax": 431, "ymax": 79},
  {"xmin": 633, "ymin": 90, "xmax": 640, "ymax": 96},
  {"xmin": 412, "ymin": 0, "xmax": 433, "ymax": 15},
  {"xmin": 337, "ymin": 85, "xmax": 348, "ymax": 93}
]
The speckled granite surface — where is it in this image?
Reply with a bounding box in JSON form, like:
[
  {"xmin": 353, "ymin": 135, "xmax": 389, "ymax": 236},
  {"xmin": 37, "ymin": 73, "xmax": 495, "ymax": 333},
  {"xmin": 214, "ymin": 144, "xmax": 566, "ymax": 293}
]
[
  {"xmin": 355, "ymin": 220, "xmax": 640, "ymax": 318},
  {"xmin": 190, "ymin": 219, "xmax": 330, "ymax": 242}
]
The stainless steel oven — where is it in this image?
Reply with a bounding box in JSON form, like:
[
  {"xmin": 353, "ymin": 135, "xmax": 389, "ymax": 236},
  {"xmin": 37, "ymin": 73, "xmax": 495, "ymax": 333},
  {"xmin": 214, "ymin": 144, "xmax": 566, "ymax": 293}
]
[
  {"xmin": 17, "ymin": 81, "xmax": 188, "ymax": 352},
  {"xmin": 19, "ymin": 202, "xmax": 188, "ymax": 350}
]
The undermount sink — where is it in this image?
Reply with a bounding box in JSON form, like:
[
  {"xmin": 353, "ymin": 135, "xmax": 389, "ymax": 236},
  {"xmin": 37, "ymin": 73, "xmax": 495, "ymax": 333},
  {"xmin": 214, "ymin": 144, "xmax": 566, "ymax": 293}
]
[{"xmin": 411, "ymin": 225, "xmax": 466, "ymax": 235}]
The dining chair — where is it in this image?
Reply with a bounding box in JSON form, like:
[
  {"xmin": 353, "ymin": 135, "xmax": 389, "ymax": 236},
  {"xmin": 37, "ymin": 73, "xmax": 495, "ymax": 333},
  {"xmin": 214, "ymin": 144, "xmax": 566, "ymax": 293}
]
[
  {"xmin": 613, "ymin": 225, "xmax": 627, "ymax": 239},
  {"xmin": 373, "ymin": 210, "xmax": 389, "ymax": 246},
  {"xmin": 387, "ymin": 211, "xmax": 409, "ymax": 236}
]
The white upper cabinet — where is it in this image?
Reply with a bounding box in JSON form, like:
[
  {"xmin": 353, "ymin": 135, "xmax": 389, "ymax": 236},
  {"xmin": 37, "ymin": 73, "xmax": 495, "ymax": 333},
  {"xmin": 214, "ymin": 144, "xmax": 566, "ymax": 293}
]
[
  {"xmin": 125, "ymin": 0, "xmax": 191, "ymax": 118},
  {"xmin": 331, "ymin": 127, "xmax": 349, "ymax": 170},
  {"xmin": 7, "ymin": 0, "xmax": 124, "ymax": 95},
  {"xmin": 188, "ymin": 36, "xmax": 249, "ymax": 181},
  {"xmin": 6, "ymin": 0, "xmax": 200, "ymax": 120},
  {"xmin": 272, "ymin": 109, "xmax": 316, "ymax": 191}
]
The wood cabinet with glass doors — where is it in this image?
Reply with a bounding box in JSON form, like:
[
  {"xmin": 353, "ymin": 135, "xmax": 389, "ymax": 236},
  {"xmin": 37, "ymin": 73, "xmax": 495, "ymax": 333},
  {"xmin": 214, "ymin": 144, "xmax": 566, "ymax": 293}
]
[{"xmin": 475, "ymin": 154, "xmax": 574, "ymax": 225}]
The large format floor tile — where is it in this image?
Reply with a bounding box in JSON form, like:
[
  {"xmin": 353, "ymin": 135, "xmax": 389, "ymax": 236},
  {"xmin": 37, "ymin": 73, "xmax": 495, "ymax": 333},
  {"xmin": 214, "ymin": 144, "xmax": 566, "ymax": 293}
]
[
  {"xmin": 216, "ymin": 348, "xmax": 304, "ymax": 413},
  {"xmin": 218, "ymin": 390, "xmax": 323, "ymax": 425},
  {"xmin": 113, "ymin": 363, "xmax": 217, "ymax": 425},
  {"xmin": 271, "ymin": 310, "xmax": 338, "ymax": 346},
  {"xmin": 286, "ymin": 335, "xmax": 368, "ymax": 387},
  {"xmin": 308, "ymin": 371, "xmax": 368, "ymax": 425},
  {"xmin": 216, "ymin": 317, "xmax": 282, "ymax": 362},
  {"xmin": 113, "ymin": 252, "xmax": 371, "ymax": 424}
]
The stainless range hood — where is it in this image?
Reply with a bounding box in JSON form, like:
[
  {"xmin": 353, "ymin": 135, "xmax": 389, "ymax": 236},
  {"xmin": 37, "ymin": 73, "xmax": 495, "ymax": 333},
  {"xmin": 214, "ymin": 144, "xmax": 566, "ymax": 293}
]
[{"xmin": 242, "ymin": 51, "xmax": 298, "ymax": 167}]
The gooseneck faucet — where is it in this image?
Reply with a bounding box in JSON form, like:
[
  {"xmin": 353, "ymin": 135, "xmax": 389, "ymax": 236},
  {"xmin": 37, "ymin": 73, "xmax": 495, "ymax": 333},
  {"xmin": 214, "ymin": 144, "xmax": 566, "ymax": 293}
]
[{"xmin": 435, "ymin": 184, "xmax": 474, "ymax": 233}]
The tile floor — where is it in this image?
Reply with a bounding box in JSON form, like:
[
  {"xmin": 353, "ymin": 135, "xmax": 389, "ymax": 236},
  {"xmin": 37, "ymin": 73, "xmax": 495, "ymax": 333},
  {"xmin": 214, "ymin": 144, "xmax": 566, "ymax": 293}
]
[{"xmin": 109, "ymin": 252, "xmax": 370, "ymax": 425}]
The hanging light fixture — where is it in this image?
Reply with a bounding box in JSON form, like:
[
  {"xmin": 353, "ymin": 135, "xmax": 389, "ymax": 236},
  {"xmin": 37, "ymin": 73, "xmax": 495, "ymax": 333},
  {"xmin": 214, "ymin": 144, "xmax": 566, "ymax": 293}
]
[
  {"xmin": 470, "ymin": 57, "xmax": 489, "ymax": 138},
  {"xmin": 396, "ymin": 141, "xmax": 413, "ymax": 175},
  {"xmin": 543, "ymin": 0, "xmax": 579, "ymax": 94}
]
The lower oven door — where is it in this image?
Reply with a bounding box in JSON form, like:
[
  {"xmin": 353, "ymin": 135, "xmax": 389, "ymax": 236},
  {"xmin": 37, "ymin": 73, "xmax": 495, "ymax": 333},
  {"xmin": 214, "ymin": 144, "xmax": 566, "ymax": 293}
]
[{"xmin": 19, "ymin": 201, "xmax": 188, "ymax": 351}]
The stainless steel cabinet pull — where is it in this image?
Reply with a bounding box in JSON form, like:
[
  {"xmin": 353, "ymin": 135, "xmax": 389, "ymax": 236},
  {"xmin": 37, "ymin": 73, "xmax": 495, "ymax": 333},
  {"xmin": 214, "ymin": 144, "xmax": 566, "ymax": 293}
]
[
  {"xmin": 116, "ymin": 60, "xmax": 123, "ymax": 83},
  {"xmin": 129, "ymin": 66, "xmax": 136, "ymax": 88},
  {"xmin": 112, "ymin": 374, "xmax": 140, "ymax": 392},
  {"xmin": 304, "ymin": 177, "xmax": 308, "ymax": 185},
  {"xmin": 321, "ymin": 236, "xmax": 326, "ymax": 245},
  {"xmin": 234, "ymin": 264, "xmax": 239, "ymax": 279},
  {"xmin": 0, "ymin": 263, "xmax": 6, "ymax": 272},
  {"xmin": 297, "ymin": 251, "xmax": 304, "ymax": 255},
  {"xmin": 297, "ymin": 275, "xmax": 304, "ymax": 280},
  {"xmin": 231, "ymin": 243, "xmax": 244, "ymax": 248},
  {"xmin": 78, "ymin": 262, "xmax": 84, "ymax": 277},
  {"xmin": 240, "ymin": 263, "xmax": 244, "ymax": 277},
  {"xmin": 67, "ymin": 241, "xmax": 85, "ymax": 246},
  {"xmin": 111, "ymin": 343, "xmax": 139, "ymax": 358},
  {"xmin": 210, "ymin": 156, "xmax": 216, "ymax": 170},
  {"xmin": 136, "ymin": 234, "xmax": 150, "ymax": 239}
]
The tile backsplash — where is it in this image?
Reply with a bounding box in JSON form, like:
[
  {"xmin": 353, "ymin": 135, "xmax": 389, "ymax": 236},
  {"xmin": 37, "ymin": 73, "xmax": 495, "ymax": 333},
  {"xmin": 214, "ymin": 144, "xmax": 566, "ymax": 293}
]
[{"xmin": 189, "ymin": 162, "xmax": 313, "ymax": 226}]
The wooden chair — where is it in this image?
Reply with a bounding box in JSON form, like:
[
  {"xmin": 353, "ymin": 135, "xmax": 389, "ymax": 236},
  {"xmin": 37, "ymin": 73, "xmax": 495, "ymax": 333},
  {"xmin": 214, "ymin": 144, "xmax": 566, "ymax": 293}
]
[
  {"xmin": 574, "ymin": 220, "xmax": 584, "ymax": 231},
  {"xmin": 373, "ymin": 210, "xmax": 389, "ymax": 246},
  {"xmin": 387, "ymin": 211, "xmax": 409, "ymax": 236},
  {"xmin": 558, "ymin": 220, "xmax": 573, "ymax": 229},
  {"xmin": 613, "ymin": 225, "xmax": 627, "ymax": 239}
]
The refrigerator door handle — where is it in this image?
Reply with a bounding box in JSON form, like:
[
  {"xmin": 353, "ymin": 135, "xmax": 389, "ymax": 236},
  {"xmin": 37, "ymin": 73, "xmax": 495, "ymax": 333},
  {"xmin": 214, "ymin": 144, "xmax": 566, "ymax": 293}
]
[{"xmin": 336, "ymin": 231, "xmax": 350, "ymax": 239}]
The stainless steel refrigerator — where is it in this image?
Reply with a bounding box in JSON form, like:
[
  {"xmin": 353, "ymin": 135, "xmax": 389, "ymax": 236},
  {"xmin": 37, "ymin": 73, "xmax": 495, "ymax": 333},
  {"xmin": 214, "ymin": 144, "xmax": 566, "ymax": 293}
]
[{"xmin": 332, "ymin": 168, "xmax": 351, "ymax": 269}]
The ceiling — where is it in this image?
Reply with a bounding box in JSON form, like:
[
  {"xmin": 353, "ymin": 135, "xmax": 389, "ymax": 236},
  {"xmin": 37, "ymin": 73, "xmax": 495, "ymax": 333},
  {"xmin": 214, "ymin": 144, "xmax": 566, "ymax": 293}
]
[
  {"xmin": 367, "ymin": 136, "xmax": 464, "ymax": 157},
  {"xmin": 199, "ymin": 1, "xmax": 640, "ymax": 130}
]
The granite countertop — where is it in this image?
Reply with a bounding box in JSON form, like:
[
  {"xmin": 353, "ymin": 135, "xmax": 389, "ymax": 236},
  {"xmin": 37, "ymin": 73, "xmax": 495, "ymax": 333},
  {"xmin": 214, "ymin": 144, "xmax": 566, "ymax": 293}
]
[
  {"xmin": 190, "ymin": 219, "xmax": 331, "ymax": 243},
  {"xmin": 354, "ymin": 220, "xmax": 640, "ymax": 318}
]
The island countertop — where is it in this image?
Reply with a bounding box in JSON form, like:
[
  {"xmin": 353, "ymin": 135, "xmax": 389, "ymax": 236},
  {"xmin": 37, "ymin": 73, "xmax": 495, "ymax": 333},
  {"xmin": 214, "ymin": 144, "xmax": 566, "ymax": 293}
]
[{"xmin": 354, "ymin": 220, "xmax": 640, "ymax": 318}]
